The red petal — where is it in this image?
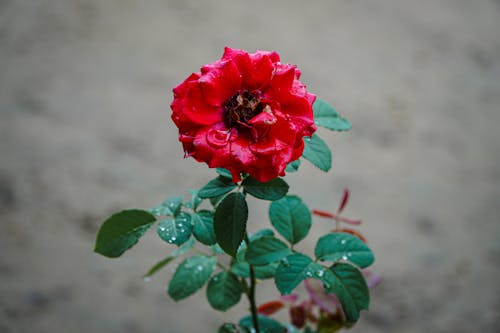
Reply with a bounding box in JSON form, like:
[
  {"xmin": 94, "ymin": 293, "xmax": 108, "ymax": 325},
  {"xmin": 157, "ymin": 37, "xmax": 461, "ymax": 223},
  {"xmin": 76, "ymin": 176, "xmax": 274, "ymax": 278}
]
[{"xmin": 199, "ymin": 59, "xmax": 241, "ymax": 107}]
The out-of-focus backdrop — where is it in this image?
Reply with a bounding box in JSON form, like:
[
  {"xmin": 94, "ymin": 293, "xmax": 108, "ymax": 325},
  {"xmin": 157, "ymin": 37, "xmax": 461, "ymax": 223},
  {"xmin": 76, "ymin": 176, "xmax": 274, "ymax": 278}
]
[{"xmin": 1, "ymin": 1, "xmax": 499, "ymax": 332}]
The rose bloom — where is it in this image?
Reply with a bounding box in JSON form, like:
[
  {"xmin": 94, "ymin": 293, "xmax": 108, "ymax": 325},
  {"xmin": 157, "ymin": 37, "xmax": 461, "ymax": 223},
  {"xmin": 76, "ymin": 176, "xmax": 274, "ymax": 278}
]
[{"xmin": 171, "ymin": 47, "xmax": 316, "ymax": 182}]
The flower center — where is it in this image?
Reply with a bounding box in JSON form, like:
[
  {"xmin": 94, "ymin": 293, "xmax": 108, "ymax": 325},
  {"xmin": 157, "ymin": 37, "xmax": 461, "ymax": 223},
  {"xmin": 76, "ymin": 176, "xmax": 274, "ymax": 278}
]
[{"xmin": 223, "ymin": 91, "xmax": 264, "ymax": 128}]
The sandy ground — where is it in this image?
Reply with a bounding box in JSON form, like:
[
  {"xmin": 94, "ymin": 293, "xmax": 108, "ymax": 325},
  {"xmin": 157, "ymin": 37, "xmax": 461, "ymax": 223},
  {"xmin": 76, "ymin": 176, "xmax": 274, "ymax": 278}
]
[{"xmin": 1, "ymin": 1, "xmax": 500, "ymax": 332}]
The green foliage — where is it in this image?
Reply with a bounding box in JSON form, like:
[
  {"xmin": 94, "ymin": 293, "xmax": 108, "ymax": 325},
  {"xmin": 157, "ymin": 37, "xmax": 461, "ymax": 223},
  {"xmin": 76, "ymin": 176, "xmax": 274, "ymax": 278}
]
[
  {"xmin": 143, "ymin": 238, "xmax": 195, "ymax": 278},
  {"xmin": 239, "ymin": 315, "xmax": 287, "ymax": 333},
  {"xmin": 231, "ymin": 261, "xmax": 278, "ymax": 280},
  {"xmin": 245, "ymin": 236, "xmax": 292, "ymax": 266},
  {"xmin": 285, "ymin": 159, "xmax": 301, "ymax": 173},
  {"xmin": 199, "ymin": 176, "xmax": 237, "ymax": 199},
  {"xmin": 315, "ymin": 233, "xmax": 374, "ymax": 268},
  {"xmin": 216, "ymin": 168, "xmax": 233, "ymax": 179},
  {"xmin": 94, "ymin": 209, "xmax": 156, "ymax": 258},
  {"xmin": 329, "ymin": 263, "xmax": 370, "ymax": 324},
  {"xmin": 269, "ymin": 195, "xmax": 312, "ymax": 245},
  {"xmin": 242, "ymin": 176, "xmax": 289, "ymax": 201},
  {"xmin": 192, "ymin": 210, "xmax": 217, "ymax": 245},
  {"xmin": 218, "ymin": 323, "xmax": 249, "ymax": 333},
  {"xmin": 313, "ymin": 98, "xmax": 351, "ymax": 132},
  {"xmin": 184, "ymin": 189, "xmax": 203, "ymax": 210},
  {"xmin": 168, "ymin": 255, "xmax": 217, "ymax": 301},
  {"xmin": 157, "ymin": 212, "xmax": 193, "ymax": 245},
  {"xmin": 274, "ymin": 253, "xmax": 334, "ymax": 295},
  {"xmin": 302, "ymin": 134, "xmax": 332, "ymax": 172},
  {"xmin": 207, "ymin": 271, "xmax": 243, "ymax": 311},
  {"xmin": 150, "ymin": 196, "xmax": 183, "ymax": 216},
  {"xmin": 214, "ymin": 192, "xmax": 248, "ymax": 257}
]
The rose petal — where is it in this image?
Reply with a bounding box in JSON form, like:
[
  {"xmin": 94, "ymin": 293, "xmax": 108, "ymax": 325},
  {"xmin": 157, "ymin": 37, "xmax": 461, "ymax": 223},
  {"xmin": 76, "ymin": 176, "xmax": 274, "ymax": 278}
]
[{"xmin": 199, "ymin": 59, "xmax": 242, "ymax": 107}]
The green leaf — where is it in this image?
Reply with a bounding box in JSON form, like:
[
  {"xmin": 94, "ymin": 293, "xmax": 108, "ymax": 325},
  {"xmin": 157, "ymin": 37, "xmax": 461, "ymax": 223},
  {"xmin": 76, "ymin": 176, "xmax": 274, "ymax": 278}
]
[
  {"xmin": 313, "ymin": 98, "xmax": 351, "ymax": 132},
  {"xmin": 218, "ymin": 323, "xmax": 249, "ymax": 333},
  {"xmin": 315, "ymin": 233, "xmax": 374, "ymax": 268},
  {"xmin": 239, "ymin": 315, "xmax": 287, "ymax": 333},
  {"xmin": 184, "ymin": 189, "xmax": 202, "ymax": 210},
  {"xmin": 231, "ymin": 262, "xmax": 278, "ymax": 279},
  {"xmin": 143, "ymin": 238, "xmax": 195, "ymax": 278},
  {"xmin": 236, "ymin": 228, "xmax": 275, "ymax": 262},
  {"xmin": 150, "ymin": 196, "xmax": 183, "ymax": 216},
  {"xmin": 199, "ymin": 176, "xmax": 237, "ymax": 199},
  {"xmin": 269, "ymin": 195, "xmax": 312, "ymax": 245},
  {"xmin": 245, "ymin": 236, "xmax": 291, "ymax": 266},
  {"xmin": 94, "ymin": 209, "xmax": 156, "ymax": 258},
  {"xmin": 168, "ymin": 255, "xmax": 217, "ymax": 301},
  {"xmin": 157, "ymin": 212, "xmax": 193, "ymax": 245},
  {"xmin": 242, "ymin": 177, "xmax": 289, "ymax": 201},
  {"xmin": 329, "ymin": 263, "xmax": 370, "ymax": 324},
  {"xmin": 285, "ymin": 159, "xmax": 301, "ymax": 173},
  {"xmin": 192, "ymin": 210, "xmax": 216, "ymax": 245},
  {"xmin": 275, "ymin": 254, "xmax": 335, "ymax": 295},
  {"xmin": 216, "ymin": 168, "xmax": 234, "ymax": 179},
  {"xmin": 275, "ymin": 253, "xmax": 312, "ymax": 294},
  {"xmin": 206, "ymin": 271, "xmax": 243, "ymax": 311},
  {"xmin": 302, "ymin": 134, "xmax": 332, "ymax": 172},
  {"xmin": 214, "ymin": 192, "xmax": 248, "ymax": 257}
]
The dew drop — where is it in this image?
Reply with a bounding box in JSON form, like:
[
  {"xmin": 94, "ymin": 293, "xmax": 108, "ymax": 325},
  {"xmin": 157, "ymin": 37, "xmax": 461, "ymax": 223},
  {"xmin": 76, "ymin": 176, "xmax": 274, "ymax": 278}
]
[
  {"xmin": 316, "ymin": 269, "xmax": 324, "ymax": 278},
  {"xmin": 143, "ymin": 277, "xmax": 151, "ymax": 283},
  {"xmin": 280, "ymin": 258, "xmax": 290, "ymax": 267},
  {"xmin": 341, "ymin": 255, "xmax": 348, "ymax": 261},
  {"xmin": 341, "ymin": 239, "xmax": 347, "ymax": 245}
]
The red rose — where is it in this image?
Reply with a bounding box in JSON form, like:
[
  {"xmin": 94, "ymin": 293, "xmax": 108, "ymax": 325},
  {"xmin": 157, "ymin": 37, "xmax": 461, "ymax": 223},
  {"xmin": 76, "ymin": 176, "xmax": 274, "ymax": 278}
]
[{"xmin": 171, "ymin": 47, "xmax": 316, "ymax": 182}]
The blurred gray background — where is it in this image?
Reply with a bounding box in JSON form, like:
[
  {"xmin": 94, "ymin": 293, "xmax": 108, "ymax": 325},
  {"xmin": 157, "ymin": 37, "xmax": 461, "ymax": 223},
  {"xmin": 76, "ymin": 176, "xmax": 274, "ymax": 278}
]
[{"xmin": 1, "ymin": 1, "xmax": 499, "ymax": 332}]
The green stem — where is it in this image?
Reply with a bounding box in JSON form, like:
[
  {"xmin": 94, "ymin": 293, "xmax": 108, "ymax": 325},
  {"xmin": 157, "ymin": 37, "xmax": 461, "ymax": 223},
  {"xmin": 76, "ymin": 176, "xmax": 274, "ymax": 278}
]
[{"xmin": 244, "ymin": 234, "xmax": 260, "ymax": 333}]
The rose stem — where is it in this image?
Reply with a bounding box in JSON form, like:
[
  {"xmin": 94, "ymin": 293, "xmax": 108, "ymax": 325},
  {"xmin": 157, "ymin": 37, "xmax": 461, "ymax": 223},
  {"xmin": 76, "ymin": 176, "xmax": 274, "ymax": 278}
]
[{"xmin": 244, "ymin": 233, "xmax": 260, "ymax": 333}]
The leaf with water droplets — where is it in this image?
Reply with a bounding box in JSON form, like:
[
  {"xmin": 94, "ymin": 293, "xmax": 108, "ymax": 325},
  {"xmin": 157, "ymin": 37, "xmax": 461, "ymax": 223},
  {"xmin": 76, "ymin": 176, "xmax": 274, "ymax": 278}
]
[
  {"xmin": 218, "ymin": 323, "xmax": 249, "ymax": 333},
  {"xmin": 192, "ymin": 210, "xmax": 216, "ymax": 245},
  {"xmin": 275, "ymin": 253, "xmax": 313, "ymax": 295},
  {"xmin": 214, "ymin": 192, "xmax": 248, "ymax": 257},
  {"xmin": 328, "ymin": 262, "xmax": 370, "ymax": 324},
  {"xmin": 315, "ymin": 233, "xmax": 374, "ymax": 268},
  {"xmin": 157, "ymin": 212, "xmax": 193, "ymax": 246},
  {"xmin": 275, "ymin": 254, "xmax": 335, "ymax": 295},
  {"xmin": 206, "ymin": 271, "xmax": 243, "ymax": 311},
  {"xmin": 94, "ymin": 209, "xmax": 156, "ymax": 258},
  {"xmin": 149, "ymin": 196, "xmax": 183, "ymax": 216},
  {"xmin": 313, "ymin": 98, "xmax": 351, "ymax": 132},
  {"xmin": 269, "ymin": 195, "xmax": 312, "ymax": 245},
  {"xmin": 168, "ymin": 255, "xmax": 217, "ymax": 301},
  {"xmin": 302, "ymin": 134, "xmax": 332, "ymax": 172},
  {"xmin": 198, "ymin": 176, "xmax": 237, "ymax": 199}
]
